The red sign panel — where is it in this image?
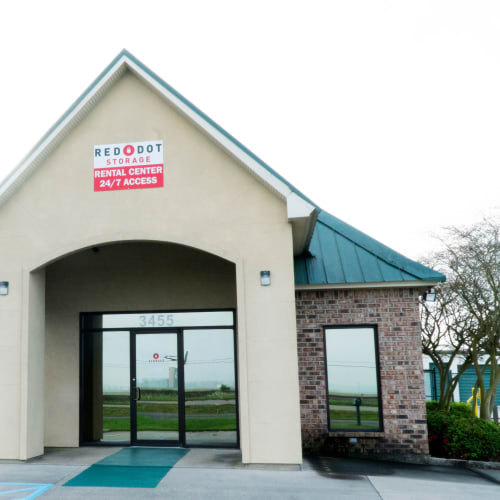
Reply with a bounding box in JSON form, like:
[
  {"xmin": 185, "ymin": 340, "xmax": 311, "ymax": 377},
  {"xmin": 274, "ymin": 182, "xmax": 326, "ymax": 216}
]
[{"xmin": 93, "ymin": 140, "xmax": 164, "ymax": 192}]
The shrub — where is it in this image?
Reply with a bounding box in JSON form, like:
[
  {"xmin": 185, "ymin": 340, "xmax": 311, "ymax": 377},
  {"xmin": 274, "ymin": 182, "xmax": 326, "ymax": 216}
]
[
  {"xmin": 426, "ymin": 401, "xmax": 440, "ymax": 412},
  {"xmin": 448, "ymin": 402, "xmax": 473, "ymax": 419},
  {"xmin": 426, "ymin": 401, "xmax": 500, "ymax": 461},
  {"xmin": 426, "ymin": 409, "xmax": 448, "ymax": 457},
  {"xmin": 425, "ymin": 401, "xmax": 472, "ymax": 418},
  {"xmin": 444, "ymin": 417, "xmax": 500, "ymax": 461}
]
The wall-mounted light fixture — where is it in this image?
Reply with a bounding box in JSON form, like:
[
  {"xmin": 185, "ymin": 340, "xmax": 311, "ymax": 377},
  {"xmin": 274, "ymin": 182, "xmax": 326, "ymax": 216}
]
[
  {"xmin": 0, "ymin": 282, "xmax": 9, "ymax": 296},
  {"xmin": 260, "ymin": 270, "xmax": 271, "ymax": 286},
  {"xmin": 424, "ymin": 288, "xmax": 436, "ymax": 302}
]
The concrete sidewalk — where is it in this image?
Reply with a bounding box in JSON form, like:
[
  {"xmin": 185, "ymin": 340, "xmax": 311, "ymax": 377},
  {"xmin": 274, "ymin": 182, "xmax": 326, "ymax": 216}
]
[{"xmin": 0, "ymin": 448, "xmax": 497, "ymax": 499}]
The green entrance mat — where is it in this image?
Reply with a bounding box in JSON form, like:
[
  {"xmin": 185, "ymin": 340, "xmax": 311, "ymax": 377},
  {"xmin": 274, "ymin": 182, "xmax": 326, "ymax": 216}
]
[
  {"xmin": 64, "ymin": 448, "xmax": 189, "ymax": 488},
  {"xmin": 63, "ymin": 465, "xmax": 170, "ymax": 488},
  {"xmin": 98, "ymin": 447, "xmax": 189, "ymax": 467}
]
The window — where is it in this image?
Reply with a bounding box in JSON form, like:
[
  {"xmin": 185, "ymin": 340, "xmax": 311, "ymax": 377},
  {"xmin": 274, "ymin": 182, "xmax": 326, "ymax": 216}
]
[
  {"xmin": 324, "ymin": 325, "xmax": 383, "ymax": 432},
  {"xmin": 424, "ymin": 368, "xmax": 437, "ymax": 401}
]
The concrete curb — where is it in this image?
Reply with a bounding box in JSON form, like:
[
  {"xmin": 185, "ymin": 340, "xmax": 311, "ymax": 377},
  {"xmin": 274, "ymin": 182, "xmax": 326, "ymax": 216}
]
[
  {"xmin": 467, "ymin": 467, "xmax": 500, "ymax": 485},
  {"xmin": 425, "ymin": 456, "xmax": 500, "ymax": 470},
  {"xmin": 368, "ymin": 454, "xmax": 500, "ymax": 470}
]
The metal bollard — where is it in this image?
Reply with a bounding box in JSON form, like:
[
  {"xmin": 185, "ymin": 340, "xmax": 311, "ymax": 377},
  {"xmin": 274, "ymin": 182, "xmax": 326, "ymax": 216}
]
[{"xmin": 353, "ymin": 398, "xmax": 362, "ymax": 426}]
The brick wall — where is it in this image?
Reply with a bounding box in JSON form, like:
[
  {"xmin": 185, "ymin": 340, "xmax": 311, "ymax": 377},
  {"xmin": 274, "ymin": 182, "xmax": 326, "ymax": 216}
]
[{"xmin": 296, "ymin": 287, "xmax": 429, "ymax": 457}]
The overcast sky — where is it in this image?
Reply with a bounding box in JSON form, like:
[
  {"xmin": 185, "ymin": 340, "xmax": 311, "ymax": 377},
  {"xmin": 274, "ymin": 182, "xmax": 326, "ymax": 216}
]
[{"xmin": 2, "ymin": 1, "xmax": 499, "ymax": 260}]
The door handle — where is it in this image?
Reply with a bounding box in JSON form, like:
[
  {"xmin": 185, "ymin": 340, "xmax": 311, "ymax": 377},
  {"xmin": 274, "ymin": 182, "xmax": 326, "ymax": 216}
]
[{"xmin": 135, "ymin": 387, "xmax": 141, "ymax": 401}]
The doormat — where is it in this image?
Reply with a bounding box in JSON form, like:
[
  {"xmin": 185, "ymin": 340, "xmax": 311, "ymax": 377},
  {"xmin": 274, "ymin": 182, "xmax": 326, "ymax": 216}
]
[{"xmin": 63, "ymin": 447, "xmax": 189, "ymax": 488}]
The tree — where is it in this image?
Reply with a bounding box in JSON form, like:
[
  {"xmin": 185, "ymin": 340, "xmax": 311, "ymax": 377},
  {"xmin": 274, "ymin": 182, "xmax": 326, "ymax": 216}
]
[
  {"xmin": 420, "ymin": 284, "xmax": 473, "ymax": 410},
  {"xmin": 421, "ymin": 218, "xmax": 500, "ymax": 419}
]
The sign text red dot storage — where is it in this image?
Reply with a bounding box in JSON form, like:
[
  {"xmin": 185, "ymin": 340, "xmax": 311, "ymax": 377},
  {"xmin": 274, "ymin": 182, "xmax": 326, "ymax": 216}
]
[{"xmin": 94, "ymin": 140, "xmax": 164, "ymax": 191}]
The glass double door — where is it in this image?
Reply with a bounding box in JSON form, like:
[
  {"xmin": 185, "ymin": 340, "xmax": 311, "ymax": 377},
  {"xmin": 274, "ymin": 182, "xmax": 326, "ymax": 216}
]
[
  {"xmin": 129, "ymin": 329, "xmax": 238, "ymax": 447},
  {"xmin": 132, "ymin": 330, "xmax": 182, "ymax": 445},
  {"xmin": 83, "ymin": 326, "xmax": 238, "ymax": 447}
]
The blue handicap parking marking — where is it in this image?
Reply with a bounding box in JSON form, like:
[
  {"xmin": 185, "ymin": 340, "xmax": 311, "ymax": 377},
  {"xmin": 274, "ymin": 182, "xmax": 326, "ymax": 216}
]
[{"xmin": 0, "ymin": 483, "xmax": 53, "ymax": 499}]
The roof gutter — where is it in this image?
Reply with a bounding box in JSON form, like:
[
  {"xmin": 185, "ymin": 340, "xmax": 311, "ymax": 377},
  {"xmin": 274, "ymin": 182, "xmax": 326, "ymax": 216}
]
[{"xmin": 295, "ymin": 280, "xmax": 441, "ymax": 291}]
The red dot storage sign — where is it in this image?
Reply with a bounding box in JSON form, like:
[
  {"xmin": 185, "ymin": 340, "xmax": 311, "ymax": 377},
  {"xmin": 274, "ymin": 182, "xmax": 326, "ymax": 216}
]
[{"xmin": 94, "ymin": 140, "xmax": 164, "ymax": 191}]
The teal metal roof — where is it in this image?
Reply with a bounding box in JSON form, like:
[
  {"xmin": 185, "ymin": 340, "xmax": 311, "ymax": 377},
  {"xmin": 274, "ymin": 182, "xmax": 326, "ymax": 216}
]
[{"xmin": 295, "ymin": 211, "xmax": 445, "ymax": 285}]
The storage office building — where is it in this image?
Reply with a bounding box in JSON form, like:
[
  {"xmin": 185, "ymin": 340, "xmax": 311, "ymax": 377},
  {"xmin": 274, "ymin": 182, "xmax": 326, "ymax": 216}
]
[{"xmin": 0, "ymin": 50, "xmax": 445, "ymax": 464}]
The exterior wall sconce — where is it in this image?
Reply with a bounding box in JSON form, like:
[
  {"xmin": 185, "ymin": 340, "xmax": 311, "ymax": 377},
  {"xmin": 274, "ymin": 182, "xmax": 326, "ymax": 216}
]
[
  {"xmin": 424, "ymin": 288, "xmax": 436, "ymax": 302},
  {"xmin": 0, "ymin": 282, "xmax": 8, "ymax": 296},
  {"xmin": 260, "ymin": 271, "xmax": 271, "ymax": 286}
]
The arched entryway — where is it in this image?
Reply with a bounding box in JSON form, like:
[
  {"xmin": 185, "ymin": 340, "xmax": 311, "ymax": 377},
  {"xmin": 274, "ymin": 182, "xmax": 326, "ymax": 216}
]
[{"xmin": 43, "ymin": 241, "xmax": 238, "ymax": 449}]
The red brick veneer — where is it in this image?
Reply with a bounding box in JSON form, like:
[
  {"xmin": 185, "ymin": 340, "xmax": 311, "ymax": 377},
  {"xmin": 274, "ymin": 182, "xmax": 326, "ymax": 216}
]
[{"xmin": 296, "ymin": 287, "xmax": 429, "ymax": 456}]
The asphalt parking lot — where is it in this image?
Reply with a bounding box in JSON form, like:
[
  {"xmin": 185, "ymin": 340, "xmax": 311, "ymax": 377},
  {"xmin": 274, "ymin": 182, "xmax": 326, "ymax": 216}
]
[{"xmin": 0, "ymin": 447, "xmax": 498, "ymax": 499}]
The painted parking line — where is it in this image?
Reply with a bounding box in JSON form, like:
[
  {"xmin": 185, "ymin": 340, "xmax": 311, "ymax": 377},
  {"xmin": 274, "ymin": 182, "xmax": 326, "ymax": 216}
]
[{"xmin": 0, "ymin": 483, "xmax": 53, "ymax": 499}]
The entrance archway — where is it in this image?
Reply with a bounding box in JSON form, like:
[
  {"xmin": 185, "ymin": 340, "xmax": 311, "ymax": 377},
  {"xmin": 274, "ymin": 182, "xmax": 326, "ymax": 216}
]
[{"xmin": 43, "ymin": 241, "xmax": 238, "ymax": 449}]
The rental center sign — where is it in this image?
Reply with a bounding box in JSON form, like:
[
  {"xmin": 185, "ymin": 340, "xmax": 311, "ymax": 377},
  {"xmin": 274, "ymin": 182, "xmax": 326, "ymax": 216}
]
[{"xmin": 94, "ymin": 140, "xmax": 164, "ymax": 191}]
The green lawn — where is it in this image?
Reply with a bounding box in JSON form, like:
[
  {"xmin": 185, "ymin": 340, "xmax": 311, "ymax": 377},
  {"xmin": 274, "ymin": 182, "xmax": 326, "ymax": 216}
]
[
  {"xmin": 329, "ymin": 422, "xmax": 379, "ymax": 429},
  {"xmin": 330, "ymin": 409, "xmax": 379, "ymax": 420},
  {"xmin": 329, "ymin": 409, "xmax": 380, "ymax": 427},
  {"xmin": 103, "ymin": 404, "xmax": 236, "ymax": 417},
  {"xmin": 329, "ymin": 399, "xmax": 379, "ymax": 407},
  {"xmin": 103, "ymin": 414, "xmax": 236, "ymax": 432}
]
